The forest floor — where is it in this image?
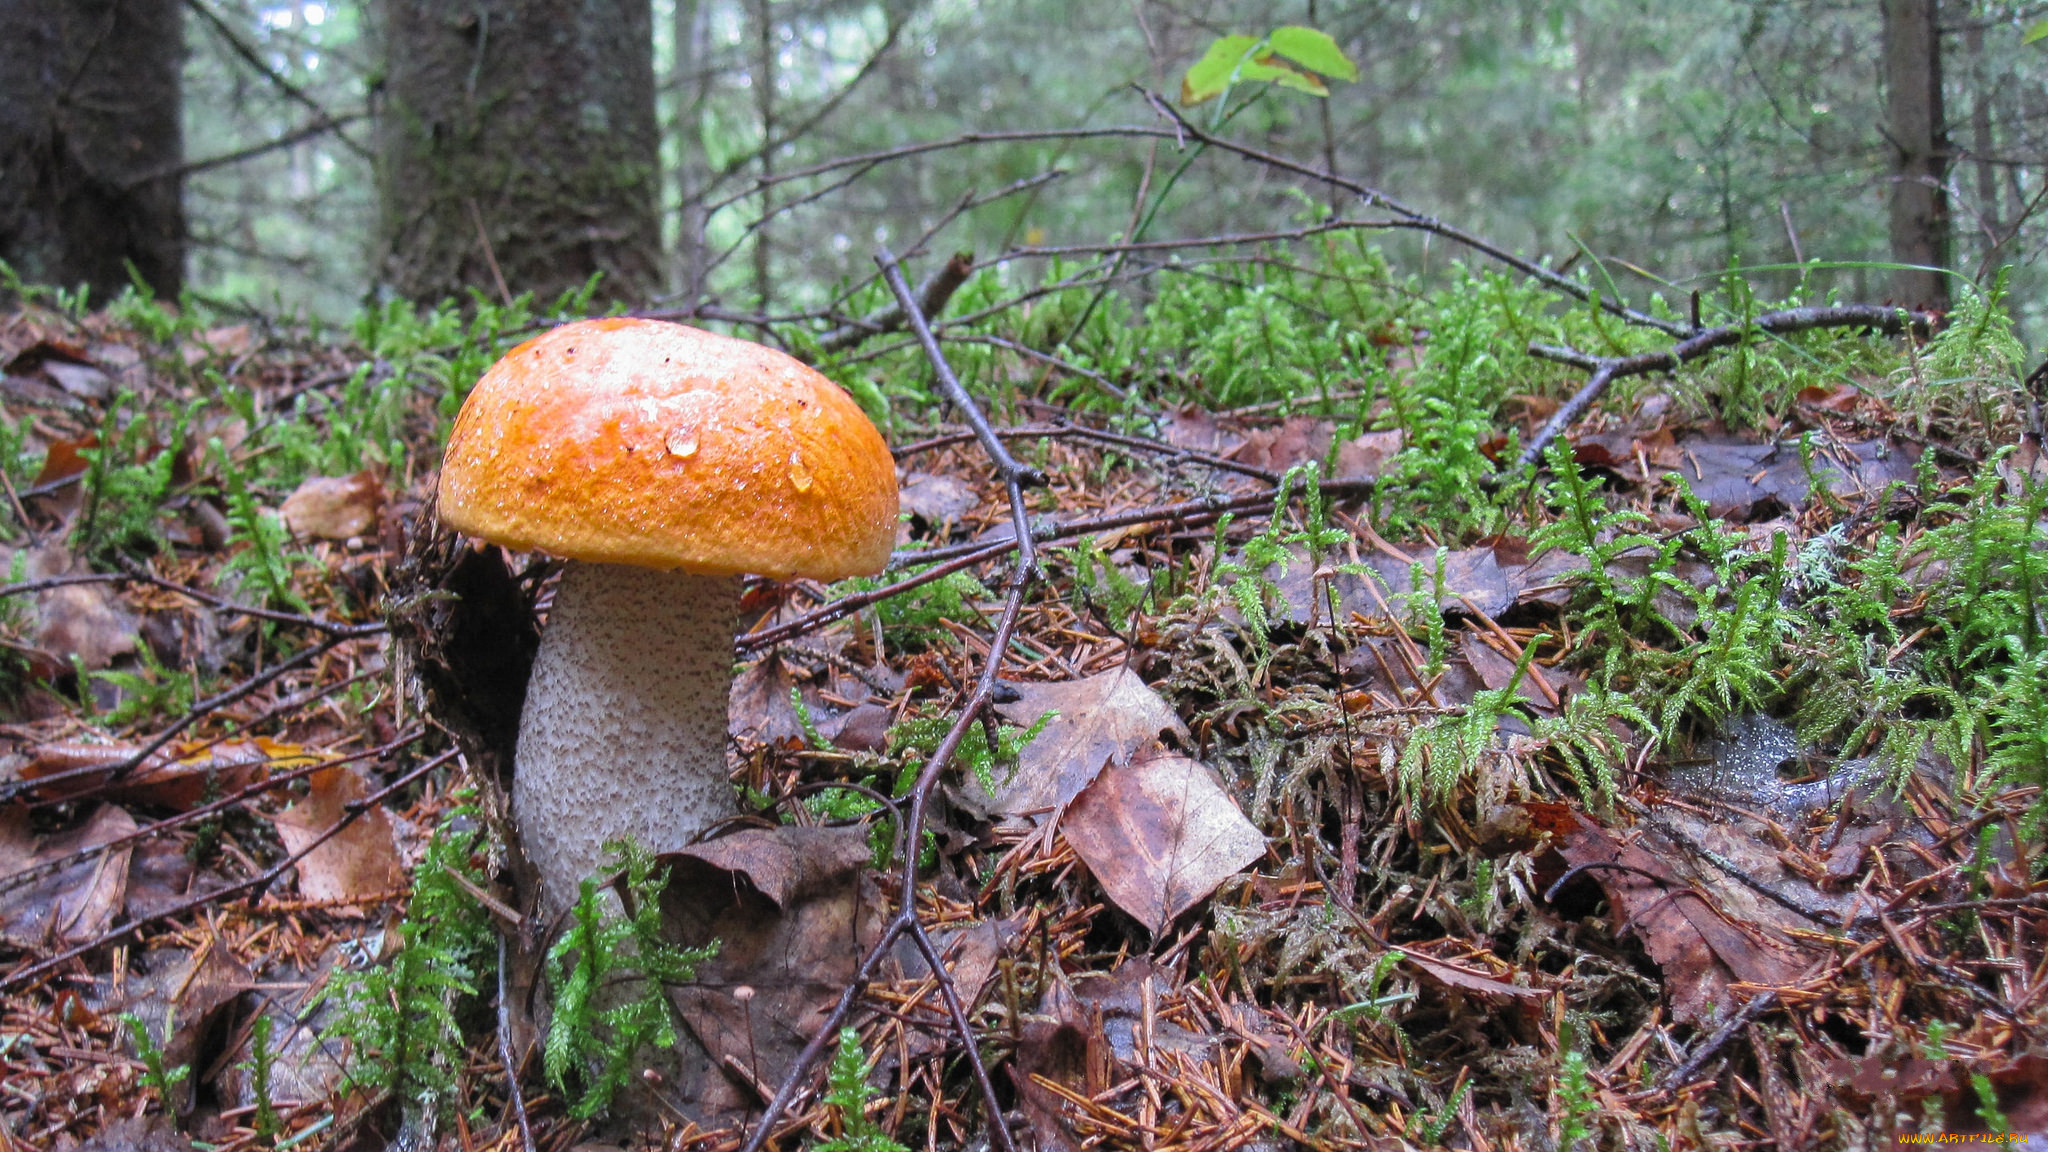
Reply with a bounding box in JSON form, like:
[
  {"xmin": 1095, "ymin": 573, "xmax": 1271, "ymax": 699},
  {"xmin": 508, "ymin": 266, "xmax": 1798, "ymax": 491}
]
[{"xmin": 0, "ymin": 272, "xmax": 2044, "ymax": 1152}]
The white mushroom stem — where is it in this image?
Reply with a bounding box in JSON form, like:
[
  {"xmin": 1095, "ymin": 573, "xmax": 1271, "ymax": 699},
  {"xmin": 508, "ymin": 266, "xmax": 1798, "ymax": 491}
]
[{"xmin": 514, "ymin": 560, "xmax": 740, "ymax": 915}]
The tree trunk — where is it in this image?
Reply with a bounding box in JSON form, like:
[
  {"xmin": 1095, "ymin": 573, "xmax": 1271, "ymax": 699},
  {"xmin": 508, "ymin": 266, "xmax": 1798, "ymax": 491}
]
[
  {"xmin": 0, "ymin": 0, "xmax": 185, "ymax": 302},
  {"xmin": 1880, "ymin": 0, "xmax": 1949, "ymax": 311},
  {"xmin": 373, "ymin": 0, "xmax": 661, "ymax": 307}
]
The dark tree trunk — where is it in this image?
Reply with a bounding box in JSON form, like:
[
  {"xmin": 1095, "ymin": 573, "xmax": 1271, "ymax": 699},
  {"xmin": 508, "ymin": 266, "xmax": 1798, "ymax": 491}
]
[
  {"xmin": 0, "ymin": 0, "xmax": 186, "ymax": 302},
  {"xmin": 1881, "ymin": 0, "xmax": 1950, "ymax": 312},
  {"xmin": 373, "ymin": 0, "xmax": 661, "ymax": 307}
]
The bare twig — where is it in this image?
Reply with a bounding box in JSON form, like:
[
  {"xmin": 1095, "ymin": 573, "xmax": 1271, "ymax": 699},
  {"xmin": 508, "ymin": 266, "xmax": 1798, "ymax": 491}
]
[
  {"xmin": 817, "ymin": 252, "xmax": 977, "ymax": 355},
  {"xmin": 0, "ymin": 631, "xmax": 365, "ymax": 803},
  {"xmin": 1517, "ymin": 303, "xmax": 1940, "ymax": 470},
  {"xmin": 0, "ymin": 748, "xmax": 458, "ymax": 992},
  {"xmin": 734, "ymin": 253, "xmax": 1047, "ymax": 1152},
  {"xmin": 0, "ymin": 730, "xmax": 427, "ymax": 899}
]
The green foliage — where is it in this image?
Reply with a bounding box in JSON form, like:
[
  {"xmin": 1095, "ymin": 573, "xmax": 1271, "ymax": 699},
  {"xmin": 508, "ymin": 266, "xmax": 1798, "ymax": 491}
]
[
  {"xmin": 1212, "ymin": 463, "xmax": 1351, "ymax": 656},
  {"xmin": 241, "ymin": 1013, "xmax": 283, "ymax": 1145},
  {"xmin": 214, "ymin": 439, "xmax": 312, "ymax": 614},
  {"xmin": 319, "ymin": 811, "xmax": 495, "ymax": 1113},
  {"xmin": 1895, "ymin": 272, "xmax": 2030, "ymax": 446},
  {"xmin": 83, "ymin": 640, "xmax": 197, "ymax": 730},
  {"xmin": 1655, "ymin": 532, "xmax": 1787, "ymax": 741},
  {"xmin": 544, "ymin": 840, "xmax": 718, "ymax": 1119},
  {"xmin": 121, "ymin": 1009, "xmax": 190, "ymax": 1111},
  {"xmin": 888, "ymin": 708, "xmax": 1054, "ymax": 797},
  {"xmin": 1530, "ymin": 688, "xmax": 1650, "ymax": 810},
  {"xmin": 1972, "ymin": 1070, "xmax": 2012, "ymax": 1134},
  {"xmin": 1063, "ymin": 534, "xmax": 1149, "ymax": 630},
  {"xmin": 1398, "ymin": 640, "xmax": 1544, "ymax": 801},
  {"xmin": 836, "ymin": 566, "xmax": 992, "ymax": 648},
  {"xmin": 1181, "ymin": 27, "xmax": 1358, "ymax": 108},
  {"xmin": 72, "ymin": 399, "xmax": 188, "ymax": 563},
  {"xmin": 1409, "ymin": 1073, "xmax": 1471, "ymax": 1146},
  {"xmin": 1554, "ymin": 1043, "xmax": 1598, "ymax": 1151},
  {"xmin": 816, "ymin": 1027, "xmax": 910, "ymax": 1152}
]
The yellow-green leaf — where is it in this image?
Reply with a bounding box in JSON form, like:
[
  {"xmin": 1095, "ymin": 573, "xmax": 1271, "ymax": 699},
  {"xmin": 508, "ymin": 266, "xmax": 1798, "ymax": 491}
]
[
  {"xmin": 1181, "ymin": 34, "xmax": 1261, "ymax": 106},
  {"xmin": 2026, "ymin": 16, "xmax": 2048, "ymax": 44},
  {"xmin": 1244, "ymin": 53, "xmax": 1329, "ymax": 97},
  {"xmin": 1266, "ymin": 26, "xmax": 1358, "ymax": 82}
]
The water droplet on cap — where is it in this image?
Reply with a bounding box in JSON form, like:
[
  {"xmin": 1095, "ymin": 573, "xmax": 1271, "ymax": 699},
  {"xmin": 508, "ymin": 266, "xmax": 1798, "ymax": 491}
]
[
  {"xmin": 788, "ymin": 450, "xmax": 812, "ymax": 492},
  {"xmin": 666, "ymin": 425, "xmax": 698, "ymax": 458}
]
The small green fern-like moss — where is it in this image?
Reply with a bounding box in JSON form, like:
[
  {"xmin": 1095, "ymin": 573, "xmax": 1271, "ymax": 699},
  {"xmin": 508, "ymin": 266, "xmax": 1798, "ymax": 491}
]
[{"xmin": 544, "ymin": 839, "xmax": 719, "ymax": 1119}]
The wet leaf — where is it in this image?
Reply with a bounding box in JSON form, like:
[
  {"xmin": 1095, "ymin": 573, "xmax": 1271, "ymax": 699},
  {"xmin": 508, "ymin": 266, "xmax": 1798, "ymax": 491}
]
[
  {"xmin": 22, "ymin": 737, "xmax": 304, "ymax": 809},
  {"xmin": 279, "ymin": 470, "xmax": 385, "ymax": 540},
  {"xmin": 655, "ymin": 825, "xmax": 886, "ymax": 1129},
  {"xmin": 270, "ymin": 763, "xmax": 404, "ymax": 910},
  {"xmin": 1555, "ymin": 810, "xmax": 1818, "ymax": 1025},
  {"xmin": 898, "ymin": 470, "xmax": 980, "ymax": 528},
  {"xmin": 0, "ymin": 804, "xmax": 136, "ymax": 947},
  {"xmin": 1062, "ymin": 748, "xmax": 1266, "ymax": 934},
  {"xmin": 965, "ymin": 666, "xmax": 1189, "ymax": 819}
]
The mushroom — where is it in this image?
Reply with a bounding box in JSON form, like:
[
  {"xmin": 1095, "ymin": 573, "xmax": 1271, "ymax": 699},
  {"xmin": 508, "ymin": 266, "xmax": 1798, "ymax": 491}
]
[{"xmin": 436, "ymin": 318, "xmax": 898, "ymax": 915}]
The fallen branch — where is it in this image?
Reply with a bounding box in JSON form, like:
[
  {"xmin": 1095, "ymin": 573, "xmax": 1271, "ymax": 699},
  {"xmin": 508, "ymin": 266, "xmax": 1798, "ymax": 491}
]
[
  {"xmin": 732, "ymin": 251, "xmax": 1035, "ymax": 1152},
  {"xmin": 816, "ymin": 251, "xmax": 977, "ymax": 355},
  {"xmin": 1518, "ymin": 303, "xmax": 1941, "ymax": 471},
  {"xmin": 0, "ymin": 747, "xmax": 459, "ymax": 992}
]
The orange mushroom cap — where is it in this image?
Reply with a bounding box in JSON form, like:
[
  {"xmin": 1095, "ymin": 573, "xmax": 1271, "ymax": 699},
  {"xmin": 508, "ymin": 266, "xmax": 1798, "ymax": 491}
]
[{"xmin": 438, "ymin": 318, "xmax": 899, "ymax": 579}]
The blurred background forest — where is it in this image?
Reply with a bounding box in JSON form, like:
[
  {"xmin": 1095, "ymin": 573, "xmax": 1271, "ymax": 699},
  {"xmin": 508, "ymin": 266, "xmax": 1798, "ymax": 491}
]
[{"xmin": 5, "ymin": 0, "xmax": 2048, "ymax": 338}]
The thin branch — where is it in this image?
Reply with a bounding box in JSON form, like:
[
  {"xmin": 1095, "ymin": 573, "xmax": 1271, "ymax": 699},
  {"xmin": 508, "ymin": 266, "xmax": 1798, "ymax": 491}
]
[
  {"xmin": 1134, "ymin": 88, "xmax": 1691, "ymax": 337},
  {"xmin": 122, "ymin": 111, "xmax": 367, "ymax": 190},
  {"xmin": 876, "ymin": 251, "xmax": 1048, "ymax": 496},
  {"xmin": 0, "ymin": 748, "xmax": 458, "ymax": 993},
  {"xmin": 1518, "ymin": 303, "xmax": 1940, "ymax": 469},
  {"xmin": 817, "ymin": 252, "xmax": 977, "ymax": 355},
  {"xmin": 0, "ymin": 730, "xmax": 426, "ymax": 899},
  {"xmin": 181, "ymin": 0, "xmax": 370, "ymax": 160},
  {"xmin": 0, "ymin": 632, "xmax": 363, "ymax": 803}
]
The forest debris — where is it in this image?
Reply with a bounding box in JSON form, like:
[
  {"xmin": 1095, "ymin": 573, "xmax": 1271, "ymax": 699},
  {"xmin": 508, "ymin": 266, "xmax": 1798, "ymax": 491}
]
[
  {"xmin": 965, "ymin": 666, "xmax": 1188, "ymax": 819},
  {"xmin": 898, "ymin": 470, "xmax": 980, "ymax": 531},
  {"xmin": 109, "ymin": 944, "xmax": 256, "ymax": 1120},
  {"xmin": 727, "ymin": 650, "xmax": 816, "ymax": 748},
  {"xmin": 1557, "ymin": 811, "xmax": 1817, "ymax": 1025},
  {"xmin": 1, "ymin": 542, "xmax": 139, "ymax": 674},
  {"xmin": 1255, "ymin": 540, "xmax": 1521, "ymax": 628},
  {"xmin": 1069, "ymin": 957, "xmax": 1213, "ymax": 1064},
  {"xmin": 279, "ymin": 470, "xmax": 385, "ymax": 540},
  {"xmin": 1062, "ymin": 748, "xmax": 1265, "ymax": 934},
  {"xmin": 20, "ymin": 737, "xmax": 293, "ymax": 808},
  {"xmin": 657, "ymin": 825, "xmax": 886, "ymax": 1129},
  {"xmin": 1011, "ymin": 967, "xmax": 1095, "ymax": 1152},
  {"xmin": 1667, "ymin": 436, "xmax": 1915, "ymax": 518},
  {"xmin": 1390, "ymin": 943, "xmax": 1551, "ymax": 1003},
  {"xmin": 269, "ymin": 763, "xmax": 404, "ymax": 910},
  {"xmin": 0, "ymin": 804, "xmax": 135, "ymax": 947},
  {"xmin": 50, "ymin": 1114, "xmax": 191, "ymax": 1151}
]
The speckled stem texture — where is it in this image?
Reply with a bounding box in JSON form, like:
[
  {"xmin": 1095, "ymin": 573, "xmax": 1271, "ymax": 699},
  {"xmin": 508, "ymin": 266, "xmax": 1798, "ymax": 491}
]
[{"xmin": 514, "ymin": 561, "xmax": 739, "ymax": 914}]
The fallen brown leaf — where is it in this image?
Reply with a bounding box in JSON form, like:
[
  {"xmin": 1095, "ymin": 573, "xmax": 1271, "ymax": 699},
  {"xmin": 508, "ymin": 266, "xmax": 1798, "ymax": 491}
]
[
  {"xmin": 271, "ymin": 763, "xmax": 404, "ymax": 910},
  {"xmin": 964, "ymin": 666, "xmax": 1188, "ymax": 819},
  {"xmin": 1062, "ymin": 748, "xmax": 1266, "ymax": 934},
  {"xmin": 0, "ymin": 804, "xmax": 136, "ymax": 948},
  {"xmin": 279, "ymin": 470, "xmax": 384, "ymax": 540}
]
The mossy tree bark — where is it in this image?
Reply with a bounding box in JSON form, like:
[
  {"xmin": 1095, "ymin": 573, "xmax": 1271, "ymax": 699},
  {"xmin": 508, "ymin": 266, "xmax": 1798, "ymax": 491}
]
[
  {"xmin": 373, "ymin": 0, "xmax": 661, "ymax": 307},
  {"xmin": 0, "ymin": 0, "xmax": 186, "ymax": 302}
]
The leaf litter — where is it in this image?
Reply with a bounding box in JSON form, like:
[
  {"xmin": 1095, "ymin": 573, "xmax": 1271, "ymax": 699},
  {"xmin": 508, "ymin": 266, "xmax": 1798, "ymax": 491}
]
[{"xmin": 0, "ymin": 282, "xmax": 2040, "ymax": 1152}]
